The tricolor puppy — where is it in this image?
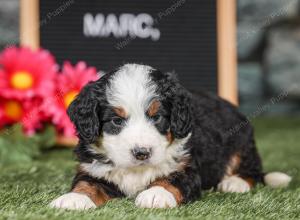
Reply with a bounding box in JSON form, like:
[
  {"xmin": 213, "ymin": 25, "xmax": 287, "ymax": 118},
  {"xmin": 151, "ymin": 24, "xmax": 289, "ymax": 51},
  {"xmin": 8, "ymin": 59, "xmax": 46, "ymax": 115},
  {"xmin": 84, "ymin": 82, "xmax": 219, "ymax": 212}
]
[{"xmin": 50, "ymin": 64, "xmax": 291, "ymax": 210}]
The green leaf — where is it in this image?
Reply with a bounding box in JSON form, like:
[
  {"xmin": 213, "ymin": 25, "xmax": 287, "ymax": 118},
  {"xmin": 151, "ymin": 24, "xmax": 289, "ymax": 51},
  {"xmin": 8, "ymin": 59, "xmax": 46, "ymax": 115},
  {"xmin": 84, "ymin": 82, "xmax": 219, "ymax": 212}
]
[{"xmin": 0, "ymin": 124, "xmax": 56, "ymax": 166}]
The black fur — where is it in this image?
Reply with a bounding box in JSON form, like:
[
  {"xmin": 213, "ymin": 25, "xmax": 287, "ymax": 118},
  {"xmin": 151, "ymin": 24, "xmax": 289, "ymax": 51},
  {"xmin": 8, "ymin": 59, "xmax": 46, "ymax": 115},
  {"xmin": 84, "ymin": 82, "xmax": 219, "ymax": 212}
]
[
  {"xmin": 149, "ymin": 69, "xmax": 194, "ymax": 139},
  {"xmin": 68, "ymin": 70, "xmax": 116, "ymax": 144},
  {"xmin": 68, "ymin": 82, "xmax": 102, "ymax": 144},
  {"xmin": 69, "ymin": 65, "xmax": 264, "ymax": 205}
]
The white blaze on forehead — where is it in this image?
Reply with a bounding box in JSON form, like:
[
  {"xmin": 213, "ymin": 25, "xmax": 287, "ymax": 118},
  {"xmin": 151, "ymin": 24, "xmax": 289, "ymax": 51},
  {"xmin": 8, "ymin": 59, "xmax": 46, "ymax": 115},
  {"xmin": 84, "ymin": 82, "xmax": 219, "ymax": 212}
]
[{"xmin": 106, "ymin": 64, "xmax": 157, "ymax": 114}]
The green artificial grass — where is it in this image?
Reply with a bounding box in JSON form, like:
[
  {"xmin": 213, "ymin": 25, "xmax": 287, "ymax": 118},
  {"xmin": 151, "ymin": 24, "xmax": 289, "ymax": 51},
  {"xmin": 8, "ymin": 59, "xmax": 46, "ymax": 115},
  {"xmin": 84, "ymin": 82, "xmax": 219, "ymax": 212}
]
[{"xmin": 0, "ymin": 117, "xmax": 299, "ymax": 220}]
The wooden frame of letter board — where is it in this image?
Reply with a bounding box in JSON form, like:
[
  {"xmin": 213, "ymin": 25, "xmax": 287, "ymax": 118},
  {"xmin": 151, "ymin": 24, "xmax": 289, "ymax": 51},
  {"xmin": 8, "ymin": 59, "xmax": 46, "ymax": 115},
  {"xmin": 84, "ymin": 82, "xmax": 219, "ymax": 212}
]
[{"xmin": 19, "ymin": 0, "xmax": 238, "ymax": 146}]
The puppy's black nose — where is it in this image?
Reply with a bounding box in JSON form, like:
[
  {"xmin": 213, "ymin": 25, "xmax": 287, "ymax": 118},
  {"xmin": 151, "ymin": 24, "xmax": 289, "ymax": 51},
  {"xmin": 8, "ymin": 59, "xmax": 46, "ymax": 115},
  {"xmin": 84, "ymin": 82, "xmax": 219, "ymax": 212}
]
[{"xmin": 132, "ymin": 147, "xmax": 151, "ymax": 160}]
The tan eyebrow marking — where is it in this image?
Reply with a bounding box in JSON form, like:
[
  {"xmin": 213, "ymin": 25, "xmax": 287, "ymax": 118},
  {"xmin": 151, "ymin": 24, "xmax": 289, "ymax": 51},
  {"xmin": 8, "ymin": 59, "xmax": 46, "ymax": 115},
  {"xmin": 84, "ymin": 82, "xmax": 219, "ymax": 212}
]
[
  {"xmin": 113, "ymin": 107, "xmax": 127, "ymax": 118},
  {"xmin": 147, "ymin": 100, "xmax": 160, "ymax": 117},
  {"xmin": 166, "ymin": 130, "xmax": 174, "ymax": 144}
]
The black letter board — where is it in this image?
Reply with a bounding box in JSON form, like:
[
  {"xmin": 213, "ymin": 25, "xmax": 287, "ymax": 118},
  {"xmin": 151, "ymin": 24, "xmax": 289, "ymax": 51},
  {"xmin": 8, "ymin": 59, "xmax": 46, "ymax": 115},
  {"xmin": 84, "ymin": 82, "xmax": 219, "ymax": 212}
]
[{"xmin": 40, "ymin": 0, "xmax": 217, "ymax": 93}]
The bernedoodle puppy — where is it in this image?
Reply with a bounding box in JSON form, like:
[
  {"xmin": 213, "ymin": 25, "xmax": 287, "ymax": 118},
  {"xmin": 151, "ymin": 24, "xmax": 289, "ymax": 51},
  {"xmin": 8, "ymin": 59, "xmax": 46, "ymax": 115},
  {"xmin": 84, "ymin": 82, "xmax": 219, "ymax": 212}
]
[{"xmin": 50, "ymin": 64, "xmax": 291, "ymax": 210}]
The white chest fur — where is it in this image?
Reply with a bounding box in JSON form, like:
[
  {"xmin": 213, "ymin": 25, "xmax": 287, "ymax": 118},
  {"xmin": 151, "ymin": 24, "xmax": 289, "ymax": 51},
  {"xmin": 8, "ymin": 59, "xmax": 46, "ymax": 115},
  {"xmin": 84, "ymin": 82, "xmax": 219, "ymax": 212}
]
[
  {"xmin": 81, "ymin": 158, "xmax": 180, "ymax": 197},
  {"xmin": 80, "ymin": 136, "xmax": 190, "ymax": 197}
]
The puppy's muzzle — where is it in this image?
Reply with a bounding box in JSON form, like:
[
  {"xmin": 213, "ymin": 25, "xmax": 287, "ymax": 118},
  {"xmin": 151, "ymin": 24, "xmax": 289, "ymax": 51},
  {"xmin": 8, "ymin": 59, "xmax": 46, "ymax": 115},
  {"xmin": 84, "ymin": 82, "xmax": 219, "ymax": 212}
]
[{"xmin": 132, "ymin": 147, "xmax": 152, "ymax": 161}]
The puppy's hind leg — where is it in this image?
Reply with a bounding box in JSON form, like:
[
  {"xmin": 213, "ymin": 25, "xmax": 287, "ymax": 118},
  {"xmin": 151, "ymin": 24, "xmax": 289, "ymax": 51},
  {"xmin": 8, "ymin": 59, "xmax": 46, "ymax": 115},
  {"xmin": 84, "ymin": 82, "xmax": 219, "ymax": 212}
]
[
  {"xmin": 218, "ymin": 146, "xmax": 264, "ymax": 193},
  {"xmin": 217, "ymin": 176, "xmax": 252, "ymax": 193}
]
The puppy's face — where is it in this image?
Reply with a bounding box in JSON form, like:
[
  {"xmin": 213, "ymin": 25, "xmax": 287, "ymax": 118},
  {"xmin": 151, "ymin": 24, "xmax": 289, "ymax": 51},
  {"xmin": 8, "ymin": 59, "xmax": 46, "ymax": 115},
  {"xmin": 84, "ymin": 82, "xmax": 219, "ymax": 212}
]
[
  {"xmin": 68, "ymin": 64, "xmax": 192, "ymax": 168},
  {"xmin": 101, "ymin": 100, "xmax": 170, "ymax": 167}
]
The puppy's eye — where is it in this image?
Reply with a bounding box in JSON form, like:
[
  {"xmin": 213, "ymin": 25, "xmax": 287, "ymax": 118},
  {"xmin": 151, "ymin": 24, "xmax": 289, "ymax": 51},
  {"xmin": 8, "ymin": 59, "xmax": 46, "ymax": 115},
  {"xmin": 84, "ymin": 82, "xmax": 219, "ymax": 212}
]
[
  {"xmin": 112, "ymin": 117, "xmax": 124, "ymax": 126},
  {"xmin": 151, "ymin": 114, "xmax": 161, "ymax": 124}
]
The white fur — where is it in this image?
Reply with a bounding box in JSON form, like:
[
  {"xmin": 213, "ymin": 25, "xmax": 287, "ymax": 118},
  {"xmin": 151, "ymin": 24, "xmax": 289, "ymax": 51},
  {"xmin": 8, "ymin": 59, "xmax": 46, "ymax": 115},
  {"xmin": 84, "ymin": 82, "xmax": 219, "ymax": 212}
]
[
  {"xmin": 80, "ymin": 64, "xmax": 191, "ymax": 197},
  {"xmin": 79, "ymin": 64, "xmax": 191, "ymax": 197},
  {"xmin": 264, "ymin": 172, "xmax": 292, "ymax": 188},
  {"xmin": 106, "ymin": 64, "xmax": 157, "ymax": 114},
  {"xmin": 217, "ymin": 176, "xmax": 250, "ymax": 193},
  {"xmin": 81, "ymin": 160, "xmax": 113, "ymax": 178},
  {"xmin": 81, "ymin": 136, "xmax": 190, "ymax": 197},
  {"xmin": 104, "ymin": 64, "xmax": 165, "ymax": 168},
  {"xmin": 135, "ymin": 186, "xmax": 177, "ymax": 208},
  {"xmin": 49, "ymin": 192, "xmax": 96, "ymax": 210},
  {"xmin": 102, "ymin": 119, "xmax": 169, "ymax": 168}
]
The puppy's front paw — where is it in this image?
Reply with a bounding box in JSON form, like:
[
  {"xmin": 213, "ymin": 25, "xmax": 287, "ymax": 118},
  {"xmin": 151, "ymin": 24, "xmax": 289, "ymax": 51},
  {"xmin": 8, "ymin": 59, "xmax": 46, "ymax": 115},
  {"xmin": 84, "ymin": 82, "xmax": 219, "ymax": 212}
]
[
  {"xmin": 217, "ymin": 176, "xmax": 250, "ymax": 193},
  {"xmin": 135, "ymin": 186, "xmax": 177, "ymax": 208},
  {"xmin": 49, "ymin": 192, "xmax": 96, "ymax": 210}
]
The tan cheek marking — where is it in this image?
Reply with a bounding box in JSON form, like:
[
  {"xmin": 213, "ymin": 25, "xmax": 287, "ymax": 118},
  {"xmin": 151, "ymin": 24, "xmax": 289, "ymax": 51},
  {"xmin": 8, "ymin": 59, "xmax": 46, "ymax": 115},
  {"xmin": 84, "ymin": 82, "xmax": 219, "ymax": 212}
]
[
  {"xmin": 113, "ymin": 107, "xmax": 127, "ymax": 118},
  {"xmin": 147, "ymin": 100, "xmax": 160, "ymax": 117},
  {"xmin": 177, "ymin": 157, "xmax": 190, "ymax": 172},
  {"xmin": 166, "ymin": 131, "xmax": 174, "ymax": 144},
  {"xmin": 150, "ymin": 179, "xmax": 183, "ymax": 204},
  {"xmin": 225, "ymin": 153, "xmax": 241, "ymax": 176},
  {"xmin": 72, "ymin": 181, "xmax": 110, "ymax": 206}
]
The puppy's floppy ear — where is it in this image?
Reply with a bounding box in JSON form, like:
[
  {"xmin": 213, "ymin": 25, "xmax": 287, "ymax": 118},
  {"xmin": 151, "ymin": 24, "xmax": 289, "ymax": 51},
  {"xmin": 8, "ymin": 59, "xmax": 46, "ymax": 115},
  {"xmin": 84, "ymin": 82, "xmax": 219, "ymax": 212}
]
[
  {"xmin": 153, "ymin": 70, "xmax": 193, "ymax": 139},
  {"xmin": 67, "ymin": 81, "xmax": 103, "ymax": 143},
  {"xmin": 170, "ymin": 88, "xmax": 193, "ymax": 139}
]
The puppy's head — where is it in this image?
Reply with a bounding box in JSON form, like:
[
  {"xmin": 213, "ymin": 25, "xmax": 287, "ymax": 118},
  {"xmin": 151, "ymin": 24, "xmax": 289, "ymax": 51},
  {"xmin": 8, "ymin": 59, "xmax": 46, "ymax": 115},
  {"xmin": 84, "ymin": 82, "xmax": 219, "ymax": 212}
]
[{"xmin": 68, "ymin": 64, "xmax": 193, "ymax": 168}]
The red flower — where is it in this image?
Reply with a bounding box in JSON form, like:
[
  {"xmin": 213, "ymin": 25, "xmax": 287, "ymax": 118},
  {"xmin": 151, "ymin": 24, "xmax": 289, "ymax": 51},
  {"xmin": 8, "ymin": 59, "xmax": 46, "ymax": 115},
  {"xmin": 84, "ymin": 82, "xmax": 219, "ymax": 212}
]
[
  {"xmin": 43, "ymin": 61, "xmax": 99, "ymax": 137},
  {"xmin": 0, "ymin": 97, "xmax": 45, "ymax": 135},
  {"xmin": 0, "ymin": 47, "xmax": 57, "ymax": 100}
]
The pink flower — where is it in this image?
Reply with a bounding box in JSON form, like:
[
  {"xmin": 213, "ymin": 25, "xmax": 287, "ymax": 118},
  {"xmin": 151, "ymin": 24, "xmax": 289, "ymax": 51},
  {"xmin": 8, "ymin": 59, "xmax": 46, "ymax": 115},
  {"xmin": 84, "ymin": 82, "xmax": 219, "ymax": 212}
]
[
  {"xmin": 0, "ymin": 47, "xmax": 57, "ymax": 100},
  {"xmin": 0, "ymin": 97, "xmax": 45, "ymax": 135},
  {"xmin": 43, "ymin": 61, "xmax": 99, "ymax": 137}
]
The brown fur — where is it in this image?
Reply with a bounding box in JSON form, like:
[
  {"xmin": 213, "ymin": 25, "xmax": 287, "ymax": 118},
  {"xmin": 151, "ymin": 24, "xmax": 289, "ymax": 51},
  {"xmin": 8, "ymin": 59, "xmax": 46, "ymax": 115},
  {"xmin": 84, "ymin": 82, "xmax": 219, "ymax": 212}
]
[
  {"xmin": 242, "ymin": 177, "xmax": 255, "ymax": 187},
  {"xmin": 147, "ymin": 100, "xmax": 160, "ymax": 117},
  {"xmin": 113, "ymin": 107, "xmax": 127, "ymax": 118},
  {"xmin": 150, "ymin": 179, "xmax": 183, "ymax": 204},
  {"xmin": 224, "ymin": 153, "xmax": 254, "ymax": 188},
  {"xmin": 72, "ymin": 181, "xmax": 110, "ymax": 206},
  {"xmin": 166, "ymin": 130, "xmax": 174, "ymax": 144},
  {"xmin": 226, "ymin": 153, "xmax": 241, "ymax": 176}
]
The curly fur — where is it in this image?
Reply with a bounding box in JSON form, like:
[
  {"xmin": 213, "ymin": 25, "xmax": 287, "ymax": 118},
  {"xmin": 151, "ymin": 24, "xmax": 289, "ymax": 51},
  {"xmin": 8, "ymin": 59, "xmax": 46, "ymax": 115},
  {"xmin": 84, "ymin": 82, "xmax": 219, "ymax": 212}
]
[{"xmin": 50, "ymin": 64, "xmax": 290, "ymax": 210}]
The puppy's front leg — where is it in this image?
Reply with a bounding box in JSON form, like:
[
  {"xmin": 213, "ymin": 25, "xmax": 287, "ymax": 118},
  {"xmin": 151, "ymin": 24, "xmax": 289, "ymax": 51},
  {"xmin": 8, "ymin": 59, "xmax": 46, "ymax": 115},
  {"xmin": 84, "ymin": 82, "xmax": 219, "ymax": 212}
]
[
  {"xmin": 50, "ymin": 181, "xmax": 109, "ymax": 210},
  {"xmin": 135, "ymin": 168, "xmax": 202, "ymax": 208},
  {"xmin": 135, "ymin": 179, "xmax": 182, "ymax": 208},
  {"xmin": 50, "ymin": 173, "xmax": 122, "ymax": 210}
]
